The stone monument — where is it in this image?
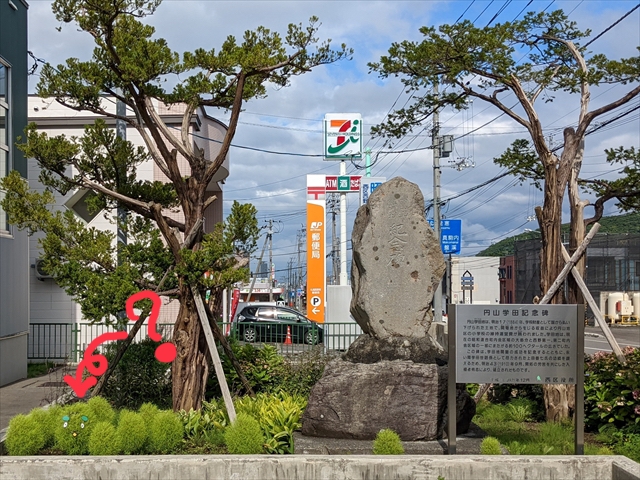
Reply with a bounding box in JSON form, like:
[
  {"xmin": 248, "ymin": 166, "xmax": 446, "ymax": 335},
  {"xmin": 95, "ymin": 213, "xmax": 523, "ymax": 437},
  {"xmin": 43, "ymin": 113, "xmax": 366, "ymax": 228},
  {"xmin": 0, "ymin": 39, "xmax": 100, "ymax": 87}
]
[{"xmin": 301, "ymin": 177, "xmax": 475, "ymax": 441}]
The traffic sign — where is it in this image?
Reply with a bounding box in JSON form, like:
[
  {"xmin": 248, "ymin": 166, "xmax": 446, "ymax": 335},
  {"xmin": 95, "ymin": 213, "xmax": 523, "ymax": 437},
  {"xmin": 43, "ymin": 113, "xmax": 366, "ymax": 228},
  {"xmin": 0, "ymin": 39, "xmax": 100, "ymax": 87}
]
[{"xmin": 428, "ymin": 219, "xmax": 462, "ymax": 254}]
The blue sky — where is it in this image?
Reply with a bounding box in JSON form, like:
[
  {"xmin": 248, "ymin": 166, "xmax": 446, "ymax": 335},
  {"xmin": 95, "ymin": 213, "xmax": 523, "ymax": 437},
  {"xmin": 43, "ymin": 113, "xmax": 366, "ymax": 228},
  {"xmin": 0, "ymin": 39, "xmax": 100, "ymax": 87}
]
[{"xmin": 27, "ymin": 0, "xmax": 640, "ymax": 283}]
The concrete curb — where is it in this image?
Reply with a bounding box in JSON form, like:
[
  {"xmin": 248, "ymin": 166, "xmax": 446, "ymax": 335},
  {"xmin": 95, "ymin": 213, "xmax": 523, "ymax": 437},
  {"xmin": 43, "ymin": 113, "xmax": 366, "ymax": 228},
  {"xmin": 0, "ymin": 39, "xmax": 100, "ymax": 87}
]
[{"xmin": 0, "ymin": 454, "xmax": 638, "ymax": 480}]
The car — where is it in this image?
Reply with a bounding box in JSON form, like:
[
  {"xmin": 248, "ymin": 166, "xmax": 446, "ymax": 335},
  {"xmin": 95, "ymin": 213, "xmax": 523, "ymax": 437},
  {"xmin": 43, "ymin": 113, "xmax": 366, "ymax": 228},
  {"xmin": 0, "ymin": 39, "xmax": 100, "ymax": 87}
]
[{"xmin": 233, "ymin": 306, "xmax": 323, "ymax": 345}]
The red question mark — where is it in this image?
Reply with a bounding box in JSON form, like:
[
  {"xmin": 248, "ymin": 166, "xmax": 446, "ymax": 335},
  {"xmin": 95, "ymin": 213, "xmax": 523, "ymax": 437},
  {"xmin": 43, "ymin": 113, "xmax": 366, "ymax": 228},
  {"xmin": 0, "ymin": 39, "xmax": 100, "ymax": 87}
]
[{"xmin": 126, "ymin": 290, "xmax": 177, "ymax": 363}]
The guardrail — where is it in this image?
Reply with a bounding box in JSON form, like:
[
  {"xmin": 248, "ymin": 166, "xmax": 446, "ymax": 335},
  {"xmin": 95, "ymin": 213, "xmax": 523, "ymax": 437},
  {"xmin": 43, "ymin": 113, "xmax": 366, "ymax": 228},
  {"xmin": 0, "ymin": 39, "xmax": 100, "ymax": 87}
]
[{"xmin": 28, "ymin": 321, "xmax": 363, "ymax": 362}]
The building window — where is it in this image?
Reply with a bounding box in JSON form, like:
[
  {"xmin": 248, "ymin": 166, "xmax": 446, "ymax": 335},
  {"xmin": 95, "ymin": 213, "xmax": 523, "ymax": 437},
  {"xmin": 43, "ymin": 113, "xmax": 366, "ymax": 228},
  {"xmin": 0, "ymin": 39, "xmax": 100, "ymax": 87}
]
[
  {"xmin": 64, "ymin": 189, "xmax": 101, "ymax": 223},
  {"xmin": 0, "ymin": 60, "xmax": 10, "ymax": 233}
]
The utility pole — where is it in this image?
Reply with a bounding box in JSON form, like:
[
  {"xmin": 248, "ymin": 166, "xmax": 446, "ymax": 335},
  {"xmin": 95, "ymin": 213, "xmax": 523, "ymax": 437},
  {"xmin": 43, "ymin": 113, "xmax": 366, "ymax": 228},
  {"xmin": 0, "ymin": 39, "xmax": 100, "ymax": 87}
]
[
  {"xmin": 296, "ymin": 227, "xmax": 305, "ymax": 310},
  {"xmin": 432, "ymin": 81, "xmax": 443, "ymax": 324},
  {"xmin": 116, "ymin": 94, "xmax": 127, "ymax": 267},
  {"xmin": 268, "ymin": 219, "xmax": 274, "ymax": 302}
]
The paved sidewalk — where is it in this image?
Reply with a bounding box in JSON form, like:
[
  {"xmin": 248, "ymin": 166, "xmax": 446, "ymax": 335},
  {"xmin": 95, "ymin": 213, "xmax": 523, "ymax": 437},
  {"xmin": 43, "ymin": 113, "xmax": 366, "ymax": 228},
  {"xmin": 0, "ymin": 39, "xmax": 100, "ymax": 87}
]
[{"xmin": 0, "ymin": 366, "xmax": 73, "ymax": 440}]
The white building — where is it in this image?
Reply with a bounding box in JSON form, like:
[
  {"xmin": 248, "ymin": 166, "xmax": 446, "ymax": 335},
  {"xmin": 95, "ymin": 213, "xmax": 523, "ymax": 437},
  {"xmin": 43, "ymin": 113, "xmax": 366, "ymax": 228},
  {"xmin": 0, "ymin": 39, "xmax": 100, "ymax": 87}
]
[
  {"xmin": 448, "ymin": 256, "xmax": 500, "ymax": 305},
  {"xmin": 27, "ymin": 96, "xmax": 230, "ymax": 360}
]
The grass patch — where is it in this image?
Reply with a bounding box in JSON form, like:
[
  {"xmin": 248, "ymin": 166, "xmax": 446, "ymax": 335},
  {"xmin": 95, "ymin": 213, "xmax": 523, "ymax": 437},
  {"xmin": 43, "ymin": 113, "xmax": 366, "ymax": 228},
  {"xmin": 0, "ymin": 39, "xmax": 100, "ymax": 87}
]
[
  {"xmin": 474, "ymin": 399, "xmax": 610, "ymax": 456},
  {"xmin": 27, "ymin": 362, "xmax": 57, "ymax": 378}
]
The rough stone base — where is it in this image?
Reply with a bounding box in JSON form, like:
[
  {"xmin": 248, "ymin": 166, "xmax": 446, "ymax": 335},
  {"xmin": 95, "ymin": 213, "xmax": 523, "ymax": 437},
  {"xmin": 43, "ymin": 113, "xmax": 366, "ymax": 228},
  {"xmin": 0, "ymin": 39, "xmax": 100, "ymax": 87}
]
[{"xmin": 301, "ymin": 359, "xmax": 475, "ymax": 441}]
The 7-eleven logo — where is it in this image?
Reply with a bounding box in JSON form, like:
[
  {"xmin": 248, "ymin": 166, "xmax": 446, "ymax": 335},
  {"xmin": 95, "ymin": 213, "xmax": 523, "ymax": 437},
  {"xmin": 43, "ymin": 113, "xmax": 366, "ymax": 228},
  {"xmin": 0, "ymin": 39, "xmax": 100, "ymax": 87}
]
[{"xmin": 325, "ymin": 114, "xmax": 362, "ymax": 157}]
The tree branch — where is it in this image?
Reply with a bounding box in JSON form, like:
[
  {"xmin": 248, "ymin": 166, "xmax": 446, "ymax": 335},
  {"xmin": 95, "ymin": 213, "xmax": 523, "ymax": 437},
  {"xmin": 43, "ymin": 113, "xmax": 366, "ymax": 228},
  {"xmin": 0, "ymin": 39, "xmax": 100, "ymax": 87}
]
[{"xmin": 578, "ymin": 85, "xmax": 640, "ymax": 138}]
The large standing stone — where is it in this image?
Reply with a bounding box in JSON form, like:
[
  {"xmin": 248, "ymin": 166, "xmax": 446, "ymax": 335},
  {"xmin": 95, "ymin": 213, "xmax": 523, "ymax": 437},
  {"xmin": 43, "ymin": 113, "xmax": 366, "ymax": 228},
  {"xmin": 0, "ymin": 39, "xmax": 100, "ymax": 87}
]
[
  {"xmin": 351, "ymin": 177, "xmax": 445, "ymax": 339},
  {"xmin": 301, "ymin": 359, "xmax": 474, "ymax": 441}
]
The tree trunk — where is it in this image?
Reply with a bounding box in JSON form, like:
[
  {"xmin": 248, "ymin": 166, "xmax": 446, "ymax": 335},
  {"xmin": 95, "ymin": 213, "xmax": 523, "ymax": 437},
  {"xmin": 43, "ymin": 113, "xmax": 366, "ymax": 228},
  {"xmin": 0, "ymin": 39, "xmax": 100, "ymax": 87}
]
[
  {"xmin": 567, "ymin": 135, "xmax": 587, "ymax": 306},
  {"xmin": 543, "ymin": 384, "xmax": 576, "ymax": 423},
  {"xmin": 536, "ymin": 153, "xmax": 573, "ymax": 422},
  {"xmin": 172, "ymin": 286, "xmax": 209, "ymax": 412}
]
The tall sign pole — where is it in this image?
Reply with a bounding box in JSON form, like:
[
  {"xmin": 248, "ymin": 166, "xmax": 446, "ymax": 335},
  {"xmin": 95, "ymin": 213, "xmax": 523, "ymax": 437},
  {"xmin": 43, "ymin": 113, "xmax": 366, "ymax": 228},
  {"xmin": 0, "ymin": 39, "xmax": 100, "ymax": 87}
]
[
  {"xmin": 306, "ymin": 175, "xmax": 326, "ymax": 323},
  {"xmin": 339, "ymin": 160, "xmax": 348, "ymax": 285}
]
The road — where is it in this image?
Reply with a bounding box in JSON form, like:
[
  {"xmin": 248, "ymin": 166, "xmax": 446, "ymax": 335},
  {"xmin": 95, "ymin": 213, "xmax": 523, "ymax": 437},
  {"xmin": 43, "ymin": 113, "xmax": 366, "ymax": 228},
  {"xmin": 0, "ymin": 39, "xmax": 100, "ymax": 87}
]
[{"xmin": 584, "ymin": 324, "xmax": 640, "ymax": 355}]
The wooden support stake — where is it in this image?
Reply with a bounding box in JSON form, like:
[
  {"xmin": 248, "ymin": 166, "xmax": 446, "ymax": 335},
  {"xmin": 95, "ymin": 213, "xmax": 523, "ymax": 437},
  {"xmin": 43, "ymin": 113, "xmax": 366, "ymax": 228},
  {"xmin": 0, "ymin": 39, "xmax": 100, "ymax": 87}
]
[
  {"xmin": 191, "ymin": 285, "xmax": 237, "ymax": 422},
  {"xmin": 560, "ymin": 246, "xmax": 626, "ymax": 365},
  {"xmin": 539, "ymin": 224, "xmax": 600, "ymax": 305}
]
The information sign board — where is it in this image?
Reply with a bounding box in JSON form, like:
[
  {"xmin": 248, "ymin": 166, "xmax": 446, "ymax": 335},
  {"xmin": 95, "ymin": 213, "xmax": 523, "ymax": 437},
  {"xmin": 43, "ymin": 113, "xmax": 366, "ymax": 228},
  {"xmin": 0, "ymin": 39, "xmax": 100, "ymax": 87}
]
[
  {"xmin": 428, "ymin": 219, "xmax": 462, "ymax": 254},
  {"xmin": 447, "ymin": 303, "xmax": 585, "ymax": 455},
  {"xmin": 454, "ymin": 304, "xmax": 579, "ymax": 384}
]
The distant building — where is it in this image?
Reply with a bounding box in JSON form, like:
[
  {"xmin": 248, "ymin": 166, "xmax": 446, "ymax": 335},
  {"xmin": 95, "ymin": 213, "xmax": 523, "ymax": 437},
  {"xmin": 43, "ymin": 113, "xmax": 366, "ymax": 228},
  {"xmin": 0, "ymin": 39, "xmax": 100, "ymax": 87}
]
[
  {"xmin": 0, "ymin": 0, "xmax": 29, "ymax": 386},
  {"xmin": 447, "ymin": 256, "xmax": 500, "ymax": 306},
  {"xmin": 498, "ymin": 255, "xmax": 516, "ymax": 304},
  {"xmin": 499, "ymin": 234, "xmax": 640, "ymax": 308}
]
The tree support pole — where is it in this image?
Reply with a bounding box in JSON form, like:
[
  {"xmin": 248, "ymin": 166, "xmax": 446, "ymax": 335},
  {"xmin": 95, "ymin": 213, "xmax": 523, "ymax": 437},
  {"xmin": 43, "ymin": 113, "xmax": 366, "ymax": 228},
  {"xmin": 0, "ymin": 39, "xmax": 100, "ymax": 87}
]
[
  {"xmin": 191, "ymin": 285, "xmax": 237, "ymax": 422},
  {"xmin": 538, "ymin": 224, "xmax": 600, "ymax": 304},
  {"xmin": 560, "ymin": 245, "xmax": 626, "ymax": 364}
]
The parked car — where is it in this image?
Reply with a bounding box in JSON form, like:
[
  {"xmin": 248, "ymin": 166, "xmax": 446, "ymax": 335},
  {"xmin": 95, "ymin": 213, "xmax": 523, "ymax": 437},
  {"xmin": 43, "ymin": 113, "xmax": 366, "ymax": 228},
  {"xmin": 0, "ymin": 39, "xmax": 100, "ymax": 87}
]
[{"xmin": 233, "ymin": 306, "xmax": 323, "ymax": 345}]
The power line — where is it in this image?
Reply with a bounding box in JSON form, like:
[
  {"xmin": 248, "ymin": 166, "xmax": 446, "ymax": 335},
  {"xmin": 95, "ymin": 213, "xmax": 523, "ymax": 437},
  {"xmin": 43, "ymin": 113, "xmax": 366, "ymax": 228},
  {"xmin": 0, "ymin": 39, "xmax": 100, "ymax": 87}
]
[
  {"xmin": 584, "ymin": 3, "xmax": 640, "ymax": 49},
  {"xmin": 455, "ymin": 0, "xmax": 476, "ymax": 23}
]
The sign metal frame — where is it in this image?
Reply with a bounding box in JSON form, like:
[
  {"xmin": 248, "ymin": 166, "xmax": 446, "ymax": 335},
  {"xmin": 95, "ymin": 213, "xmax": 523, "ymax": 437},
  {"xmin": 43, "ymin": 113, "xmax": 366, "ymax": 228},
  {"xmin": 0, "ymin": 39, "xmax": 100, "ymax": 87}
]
[{"xmin": 447, "ymin": 304, "xmax": 584, "ymax": 455}]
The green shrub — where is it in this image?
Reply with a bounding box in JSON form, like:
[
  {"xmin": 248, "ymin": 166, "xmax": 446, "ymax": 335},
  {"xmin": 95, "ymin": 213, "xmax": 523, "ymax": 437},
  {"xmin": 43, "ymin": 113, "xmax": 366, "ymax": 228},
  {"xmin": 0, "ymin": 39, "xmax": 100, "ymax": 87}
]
[
  {"xmin": 116, "ymin": 410, "xmax": 148, "ymax": 454},
  {"xmin": 487, "ymin": 384, "xmax": 545, "ymax": 421},
  {"xmin": 372, "ymin": 429, "xmax": 404, "ymax": 455},
  {"xmin": 101, "ymin": 339, "xmax": 172, "ymax": 410},
  {"xmin": 506, "ymin": 398, "xmax": 534, "ymax": 423},
  {"xmin": 584, "ymin": 347, "xmax": 640, "ymax": 432},
  {"xmin": 88, "ymin": 421, "xmax": 121, "ymax": 455},
  {"xmin": 87, "ymin": 396, "xmax": 116, "ymax": 424},
  {"xmin": 138, "ymin": 402, "xmax": 160, "ymax": 425},
  {"xmin": 613, "ymin": 433, "xmax": 640, "ymax": 463},
  {"xmin": 54, "ymin": 403, "xmax": 94, "ymax": 455},
  {"xmin": 148, "ymin": 411, "xmax": 184, "ymax": 454},
  {"xmin": 28, "ymin": 406, "xmax": 59, "ymax": 448},
  {"xmin": 233, "ymin": 391, "xmax": 306, "ymax": 454},
  {"xmin": 272, "ymin": 348, "xmax": 330, "ymax": 397},
  {"xmin": 209, "ymin": 338, "xmax": 329, "ymax": 399},
  {"xmin": 224, "ymin": 413, "xmax": 265, "ymax": 454},
  {"xmin": 480, "ymin": 436, "xmax": 502, "ymax": 455},
  {"xmin": 5, "ymin": 414, "xmax": 46, "ymax": 455}
]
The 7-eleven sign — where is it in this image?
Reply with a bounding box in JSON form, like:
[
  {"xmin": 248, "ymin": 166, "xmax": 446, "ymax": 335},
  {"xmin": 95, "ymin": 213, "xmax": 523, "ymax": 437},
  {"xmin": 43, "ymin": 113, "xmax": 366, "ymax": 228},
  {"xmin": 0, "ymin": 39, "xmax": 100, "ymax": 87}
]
[{"xmin": 324, "ymin": 113, "xmax": 363, "ymax": 159}]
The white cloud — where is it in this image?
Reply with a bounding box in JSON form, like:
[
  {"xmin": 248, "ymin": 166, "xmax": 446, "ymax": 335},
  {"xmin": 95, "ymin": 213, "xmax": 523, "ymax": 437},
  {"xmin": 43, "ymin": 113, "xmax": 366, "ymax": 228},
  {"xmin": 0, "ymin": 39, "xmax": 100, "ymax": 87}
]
[{"xmin": 27, "ymin": 0, "xmax": 640, "ymax": 278}]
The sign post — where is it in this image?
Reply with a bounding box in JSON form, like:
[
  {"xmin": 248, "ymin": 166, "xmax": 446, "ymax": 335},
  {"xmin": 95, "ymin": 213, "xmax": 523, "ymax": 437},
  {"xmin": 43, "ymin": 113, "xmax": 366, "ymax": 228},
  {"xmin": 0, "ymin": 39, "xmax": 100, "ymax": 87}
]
[
  {"xmin": 306, "ymin": 175, "xmax": 327, "ymax": 323},
  {"xmin": 447, "ymin": 304, "xmax": 585, "ymax": 454}
]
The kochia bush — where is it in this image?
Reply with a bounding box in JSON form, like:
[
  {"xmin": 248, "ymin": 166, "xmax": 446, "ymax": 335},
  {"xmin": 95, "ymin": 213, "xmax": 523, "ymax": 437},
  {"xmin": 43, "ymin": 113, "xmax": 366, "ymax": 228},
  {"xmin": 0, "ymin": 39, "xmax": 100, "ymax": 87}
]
[{"xmin": 5, "ymin": 414, "xmax": 46, "ymax": 456}]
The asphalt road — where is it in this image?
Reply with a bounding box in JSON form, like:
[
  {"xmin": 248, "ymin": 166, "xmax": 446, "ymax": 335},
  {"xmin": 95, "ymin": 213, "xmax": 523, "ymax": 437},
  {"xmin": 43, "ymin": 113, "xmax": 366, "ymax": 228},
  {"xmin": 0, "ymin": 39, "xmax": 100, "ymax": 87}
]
[{"xmin": 584, "ymin": 324, "xmax": 640, "ymax": 355}]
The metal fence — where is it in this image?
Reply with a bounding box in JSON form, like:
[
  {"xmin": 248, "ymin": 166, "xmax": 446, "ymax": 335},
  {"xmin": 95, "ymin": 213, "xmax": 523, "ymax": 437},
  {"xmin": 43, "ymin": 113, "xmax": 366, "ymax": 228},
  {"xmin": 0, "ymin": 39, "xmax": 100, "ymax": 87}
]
[{"xmin": 27, "ymin": 321, "xmax": 363, "ymax": 362}]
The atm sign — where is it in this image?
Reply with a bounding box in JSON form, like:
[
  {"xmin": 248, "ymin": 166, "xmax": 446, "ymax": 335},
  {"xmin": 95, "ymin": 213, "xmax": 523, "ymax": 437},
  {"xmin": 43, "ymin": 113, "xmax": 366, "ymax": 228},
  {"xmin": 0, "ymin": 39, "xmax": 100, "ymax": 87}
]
[{"xmin": 326, "ymin": 175, "xmax": 361, "ymax": 192}]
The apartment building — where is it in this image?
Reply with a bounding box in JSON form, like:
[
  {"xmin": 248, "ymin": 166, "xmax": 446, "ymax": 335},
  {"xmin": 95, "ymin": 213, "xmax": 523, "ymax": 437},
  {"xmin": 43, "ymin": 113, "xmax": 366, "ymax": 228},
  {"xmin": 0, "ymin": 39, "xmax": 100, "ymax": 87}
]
[{"xmin": 0, "ymin": 0, "xmax": 30, "ymax": 386}]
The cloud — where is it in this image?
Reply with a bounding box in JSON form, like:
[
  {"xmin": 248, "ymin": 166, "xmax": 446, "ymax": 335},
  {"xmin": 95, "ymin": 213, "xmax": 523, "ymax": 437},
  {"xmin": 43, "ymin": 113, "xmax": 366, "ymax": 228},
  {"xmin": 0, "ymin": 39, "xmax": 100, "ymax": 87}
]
[{"xmin": 27, "ymin": 0, "xmax": 640, "ymax": 277}]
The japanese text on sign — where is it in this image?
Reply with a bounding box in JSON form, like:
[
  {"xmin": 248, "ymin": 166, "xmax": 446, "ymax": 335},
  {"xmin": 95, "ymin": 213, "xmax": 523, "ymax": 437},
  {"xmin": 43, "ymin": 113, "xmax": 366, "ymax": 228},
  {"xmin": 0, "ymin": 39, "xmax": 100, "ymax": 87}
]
[{"xmin": 455, "ymin": 305, "xmax": 578, "ymax": 384}]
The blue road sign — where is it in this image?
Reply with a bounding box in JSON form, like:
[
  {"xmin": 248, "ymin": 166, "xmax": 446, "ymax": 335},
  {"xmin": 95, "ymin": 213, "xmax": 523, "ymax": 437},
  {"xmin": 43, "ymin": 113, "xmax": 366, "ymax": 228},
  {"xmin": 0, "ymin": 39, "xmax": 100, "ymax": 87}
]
[
  {"xmin": 428, "ymin": 219, "xmax": 462, "ymax": 254},
  {"xmin": 360, "ymin": 177, "xmax": 386, "ymax": 205}
]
